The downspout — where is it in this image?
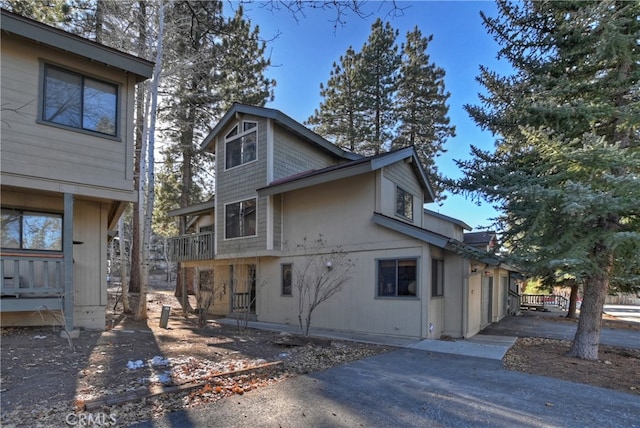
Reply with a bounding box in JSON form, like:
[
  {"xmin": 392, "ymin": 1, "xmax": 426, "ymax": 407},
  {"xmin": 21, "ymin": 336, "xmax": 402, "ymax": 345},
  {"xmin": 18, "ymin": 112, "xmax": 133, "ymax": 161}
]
[{"xmin": 462, "ymin": 258, "xmax": 469, "ymax": 338}]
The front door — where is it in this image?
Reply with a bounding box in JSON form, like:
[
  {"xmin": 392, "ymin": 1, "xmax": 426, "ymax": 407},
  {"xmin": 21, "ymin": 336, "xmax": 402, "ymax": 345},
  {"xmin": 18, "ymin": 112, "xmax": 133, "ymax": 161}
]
[{"xmin": 481, "ymin": 275, "xmax": 493, "ymax": 326}]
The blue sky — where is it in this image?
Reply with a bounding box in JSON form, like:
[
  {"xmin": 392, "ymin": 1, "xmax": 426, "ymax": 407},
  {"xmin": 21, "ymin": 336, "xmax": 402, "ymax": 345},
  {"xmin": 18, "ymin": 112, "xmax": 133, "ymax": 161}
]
[{"xmin": 232, "ymin": 1, "xmax": 509, "ymax": 230}]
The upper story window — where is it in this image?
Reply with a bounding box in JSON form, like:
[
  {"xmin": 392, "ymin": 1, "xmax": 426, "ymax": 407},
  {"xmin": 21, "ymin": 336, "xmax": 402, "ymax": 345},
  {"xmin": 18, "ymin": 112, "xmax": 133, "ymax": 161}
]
[
  {"xmin": 225, "ymin": 121, "xmax": 257, "ymax": 169},
  {"xmin": 225, "ymin": 198, "xmax": 257, "ymax": 239},
  {"xmin": 1, "ymin": 209, "xmax": 63, "ymax": 251},
  {"xmin": 396, "ymin": 186, "xmax": 413, "ymax": 221},
  {"xmin": 42, "ymin": 65, "xmax": 118, "ymax": 137}
]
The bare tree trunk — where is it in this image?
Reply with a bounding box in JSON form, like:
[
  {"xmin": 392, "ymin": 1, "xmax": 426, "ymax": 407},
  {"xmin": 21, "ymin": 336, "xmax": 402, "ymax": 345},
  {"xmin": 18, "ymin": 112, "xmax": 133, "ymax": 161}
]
[
  {"xmin": 566, "ymin": 281, "xmax": 579, "ymax": 319},
  {"xmin": 129, "ymin": 1, "xmax": 147, "ymax": 295},
  {"xmin": 568, "ymin": 271, "xmax": 609, "ymax": 360},
  {"xmin": 174, "ymin": 114, "xmax": 195, "ymax": 312},
  {"xmin": 94, "ymin": 0, "xmax": 104, "ymax": 43},
  {"xmin": 136, "ymin": 1, "xmax": 164, "ymax": 321},
  {"xmin": 134, "ymin": 85, "xmax": 151, "ymax": 321},
  {"xmin": 118, "ymin": 215, "xmax": 131, "ymax": 314}
]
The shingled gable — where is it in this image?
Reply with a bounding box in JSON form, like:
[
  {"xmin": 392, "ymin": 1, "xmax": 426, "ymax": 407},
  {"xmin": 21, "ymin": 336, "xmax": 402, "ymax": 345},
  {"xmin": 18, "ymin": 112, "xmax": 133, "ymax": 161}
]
[
  {"xmin": 200, "ymin": 103, "xmax": 361, "ymax": 161},
  {"xmin": 257, "ymin": 146, "xmax": 437, "ymax": 203},
  {"xmin": 1, "ymin": 9, "xmax": 153, "ymax": 81}
]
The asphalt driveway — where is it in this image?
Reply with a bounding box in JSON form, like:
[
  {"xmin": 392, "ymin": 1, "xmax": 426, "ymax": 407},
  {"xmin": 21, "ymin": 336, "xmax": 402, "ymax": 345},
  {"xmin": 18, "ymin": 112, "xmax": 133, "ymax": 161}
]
[
  {"xmin": 131, "ymin": 308, "xmax": 640, "ymax": 427},
  {"xmin": 132, "ymin": 347, "xmax": 640, "ymax": 428},
  {"xmin": 480, "ymin": 306, "xmax": 640, "ymax": 350}
]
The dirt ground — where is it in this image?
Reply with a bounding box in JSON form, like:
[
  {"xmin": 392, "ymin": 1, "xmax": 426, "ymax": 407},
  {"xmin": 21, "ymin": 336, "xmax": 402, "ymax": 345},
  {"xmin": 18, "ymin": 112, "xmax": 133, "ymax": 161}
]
[
  {"xmin": 1, "ymin": 286, "xmax": 639, "ymax": 427},
  {"xmin": 502, "ymin": 312, "xmax": 640, "ymax": 396}
]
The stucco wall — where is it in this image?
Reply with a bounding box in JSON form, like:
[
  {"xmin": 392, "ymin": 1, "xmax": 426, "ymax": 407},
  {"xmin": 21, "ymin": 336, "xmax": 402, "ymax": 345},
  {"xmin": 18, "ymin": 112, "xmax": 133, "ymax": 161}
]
[{"xmin": 255, "ymin": 174, "xmax": 433, "ymax": 339}]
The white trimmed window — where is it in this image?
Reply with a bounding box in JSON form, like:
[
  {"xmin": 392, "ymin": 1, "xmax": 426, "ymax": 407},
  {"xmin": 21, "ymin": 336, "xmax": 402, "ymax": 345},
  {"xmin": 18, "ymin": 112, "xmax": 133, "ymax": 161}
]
[
  {"xmin": 396, "ymin": 186, "xmax": 413, "ymax": 221},
  {"xmin": 225, "ymin": 121, "xmax": 257, "ymax": 169},
  {"xmin": 224, "ymin": 198, "xmax": 256, "ymax": 239},
  {"xmin": 42, "ymin": 64, "xmax": 118, "ymax": 136},
  {"xmin": 377, "ymin": 258, "xmax": 417, "ymax": 297}
]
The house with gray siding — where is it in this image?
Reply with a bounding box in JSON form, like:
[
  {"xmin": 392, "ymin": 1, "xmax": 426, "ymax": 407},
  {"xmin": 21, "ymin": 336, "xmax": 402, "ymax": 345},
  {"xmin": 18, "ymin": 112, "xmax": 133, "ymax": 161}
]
[{"xmin": 169, "ymin": 103, "xmax": 519, "ymax": 340}]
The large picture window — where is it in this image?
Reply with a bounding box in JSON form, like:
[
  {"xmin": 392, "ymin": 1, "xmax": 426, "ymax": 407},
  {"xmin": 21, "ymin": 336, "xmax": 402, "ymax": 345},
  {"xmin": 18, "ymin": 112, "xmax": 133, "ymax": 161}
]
[
  {"xmin": 432, "ymin": 259, "xmax": 444, "ymax": 297},
  {"xmin": 1, "ymin": 209, "xmax": 63, "ymax": 251},
  {"xmin": 377, "ymin": 258, "xmax": 417, "ymax": 297},
  {"xmin": 42, "ymin": 65, "xmax": 118, "ymax": 136},
  {"xmin": 396, "ymin": 187, "xmax": 413, "ymax": 221},
  {"xmin": 225, "ymin": 198, "xmax": 257, "ymax": 239},
  {"xmin": 225, "ymin": 121, "xmax": 257, "ymax": 169}
]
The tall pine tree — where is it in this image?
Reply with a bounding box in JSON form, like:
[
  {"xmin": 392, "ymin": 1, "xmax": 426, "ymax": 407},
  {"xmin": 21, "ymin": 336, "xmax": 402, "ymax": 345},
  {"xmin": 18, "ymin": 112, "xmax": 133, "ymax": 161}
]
[
  {"xmin": 358, "ymin": 18, "xmax": 401, "ymax": 155},
  {"xmin": 306, "ymin": 47, "xmax": 363, "ymax": 151},
  {"xmin": 394, "ymin": 27, "xmax": 455, "ymax": 195},
  {"xmin": 155, "ymin": 1, "xmax": 275, "ymax": 311},
  {"xmin": 455, "ymin": 0, "xmax": 640, "ymax": 360},
  {"xmin": 308, "ymin": 19, "xmax": 454, "ymax": 188}
]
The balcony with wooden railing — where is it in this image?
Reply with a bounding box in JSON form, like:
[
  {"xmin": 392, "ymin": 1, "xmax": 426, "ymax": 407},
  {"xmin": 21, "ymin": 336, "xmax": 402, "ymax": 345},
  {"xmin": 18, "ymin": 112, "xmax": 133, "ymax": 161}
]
[
  {"xmin": 168, "ymin": 232, "xmax": 215, "ymax": 262},
  {"xmin": 0, "ymin": 252, "xmax": 66, "ymax": 312}
]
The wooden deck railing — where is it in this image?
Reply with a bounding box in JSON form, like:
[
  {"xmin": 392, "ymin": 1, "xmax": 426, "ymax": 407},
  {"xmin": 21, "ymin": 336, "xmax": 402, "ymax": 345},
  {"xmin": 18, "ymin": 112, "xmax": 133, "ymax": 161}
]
[
  {"xmin": 167, "ymin": 232, "xmax": 215, "ymax": 262},
  {"xmin": 520, "ymin": 294, "xmax": 568, "ymax": 311},
  {"xmin": 1, "ymin": 252, "xmax": 66, "ymax": 312}
]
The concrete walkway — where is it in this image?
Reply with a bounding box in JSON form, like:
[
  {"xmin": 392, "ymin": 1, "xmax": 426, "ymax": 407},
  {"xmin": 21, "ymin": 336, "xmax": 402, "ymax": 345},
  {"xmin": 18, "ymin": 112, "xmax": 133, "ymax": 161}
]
[
  {"xmin": 215, "ymin": 318, "xmax": 517, "ymax": 360},
  {"xmin": 217, "ymin": 304, "xmax": 640, "ymax": 360},
  {"xmin": 408, "ymin": 334, "xmax": 517, "ymax": 360}
]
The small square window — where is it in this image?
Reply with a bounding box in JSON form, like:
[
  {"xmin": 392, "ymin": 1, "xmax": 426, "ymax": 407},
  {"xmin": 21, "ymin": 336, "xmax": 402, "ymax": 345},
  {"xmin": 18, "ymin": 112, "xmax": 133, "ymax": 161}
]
[
  {"xmin": 282, "ymin": 264, "xmax": 292, "ymax": 296},
  {"xmin": 377, "ymin": 258, "xmax": 417, "ymax": 297},
  {"xmin": 396, "ymin": 187, "xmax": 413, "ymax": 221},
  {"xmin": 225, "ymin": 198, "xmax": 256, "ymax": 239}
]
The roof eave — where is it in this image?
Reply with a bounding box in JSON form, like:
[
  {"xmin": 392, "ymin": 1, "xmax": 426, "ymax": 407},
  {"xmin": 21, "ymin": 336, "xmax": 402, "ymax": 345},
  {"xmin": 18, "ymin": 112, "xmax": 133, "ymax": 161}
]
[
  {"xmin": 1, "ymin": 9, "xmax": 154, "ymax": 81},
  {"xmin": 200, "ymin": 103, "xmax": 361, "ymax": 161},
  {"xmin": 424, "ymin": 209, "xmax": 473, "ymax": 231},
  {"xmin": 371, "ymin": 212, "xmax": 451, "ymax": 249},
  {"xmin": 257, "ymin": 161, "xmax": 372, "ymax": 197},
  {"xmin": 167, "ymin": 200, "xmax": 215, "ymax": 217}
]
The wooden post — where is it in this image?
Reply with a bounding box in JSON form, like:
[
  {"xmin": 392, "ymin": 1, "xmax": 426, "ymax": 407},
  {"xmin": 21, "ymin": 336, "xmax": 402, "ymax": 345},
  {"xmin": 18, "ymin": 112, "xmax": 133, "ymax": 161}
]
[{"xmin": 63, "ymin": 193, "xmax": 74, "ymax": 330}]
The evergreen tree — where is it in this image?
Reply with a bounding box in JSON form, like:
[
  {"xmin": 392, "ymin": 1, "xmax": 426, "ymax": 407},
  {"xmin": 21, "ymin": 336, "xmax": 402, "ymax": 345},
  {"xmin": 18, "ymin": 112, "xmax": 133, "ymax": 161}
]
[
  {"xmin": 217, "ymin": 6, "xmax": 275, "ymax": 111},
  {"xmin": 455, "ymin": 0, "xmax": 640, "ymax": 360},
  {"xmin": 156, "ymin": 1, "xmax": 274, "ymax": 311},
  {"xmin": 394, "ymin": 27, "xmax": 455, "ymax": 195},
  {"xmin": 309, "ymin": 19, "xmax": 454, "ymax": 179},
  {"xmin": 306, "ymin": 47, "xmax": 364, "ymax": 151},
  {"xmin": 0, "ymin": 0, "xmax": 71, "ymax": 24},
  {"xmin": 357, "ymin": 18, "xmax": 401, "ymax": 155}
]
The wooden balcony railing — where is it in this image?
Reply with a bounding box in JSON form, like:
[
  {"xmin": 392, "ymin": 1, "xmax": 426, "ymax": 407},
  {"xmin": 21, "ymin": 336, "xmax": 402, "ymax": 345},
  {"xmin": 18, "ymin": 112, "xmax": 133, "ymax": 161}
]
[
  {"xmin": 520, "ymin": 294, "xmax": 568, "ymax": 311},
  {"xmin": 168, "ymin": 232, "xmax": 215, "ymax": 262},
  {"xmin": 1, "ymin": 252, "xmax": 66, "ymax": 312}
]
